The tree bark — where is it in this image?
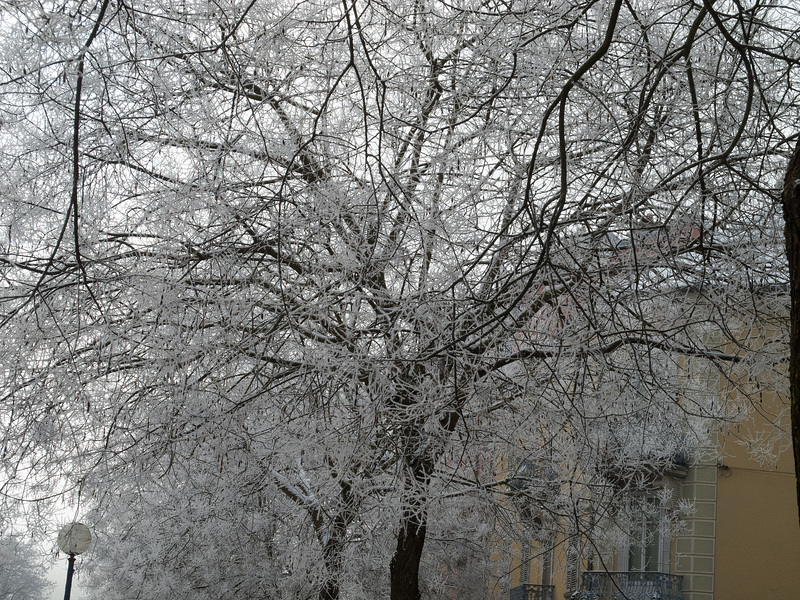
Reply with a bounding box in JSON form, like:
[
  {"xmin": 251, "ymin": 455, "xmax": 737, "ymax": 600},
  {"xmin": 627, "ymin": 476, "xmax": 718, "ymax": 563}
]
[
  {"xmin": 388, "ymin": 388, "xmax": 466, "ymax": 600},
  {"xmin": 780, "ymin": 136, "xmax": 800, "ymax": 526},
  {"xmin": 319, "ymin": 528, "xmax": 344, "ymax": 600},
  {"xmin": 390, "ymin": 492, "xmax": 428, "ymax": 600},
  {"xmin": 318, "ymin": 480, "xmax": 355, "ymax": 600}
]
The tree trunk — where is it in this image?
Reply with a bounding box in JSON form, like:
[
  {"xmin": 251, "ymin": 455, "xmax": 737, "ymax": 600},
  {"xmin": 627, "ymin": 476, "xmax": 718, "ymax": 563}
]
[
  {"xmin": 388, "ymin": 386, "xmax": 465, "ymax": 600},
  {"xmin": 319, "ymin": 572, "xmax": 340, "ymax": 600},
  {"xmin": 780, "ymin": 136, "xmax": 800, "ymax": 526},
  {"xmin": 389, "ymin": 494, "xmax": 428, "ymax": 600},
  {"xmin": 318, "ymin": 480, "xmax": 355, "ymax": 600},
  {"xmin": 319, "ymin": 542, "xmax": 342, "ymax": 600}
]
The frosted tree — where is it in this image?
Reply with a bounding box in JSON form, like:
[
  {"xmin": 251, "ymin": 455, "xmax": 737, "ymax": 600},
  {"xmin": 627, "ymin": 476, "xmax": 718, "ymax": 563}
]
[
  {"xmin": 0, "ymin": 1, "xmax": 797, "ymax": 599},
  {"xmin": 0, "ymin": 529, "xmax": 47, "ymax": 600}
]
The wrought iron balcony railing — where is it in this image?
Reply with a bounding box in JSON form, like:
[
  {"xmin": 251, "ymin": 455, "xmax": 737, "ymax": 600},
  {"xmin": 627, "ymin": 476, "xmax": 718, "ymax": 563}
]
[
  {"xmin": 510, "ymin": 584, "xmax": 556, "ymax": 600},
  {"xmin": 577, "ymin": 571, "xmax": 684, "ymax": 600}
]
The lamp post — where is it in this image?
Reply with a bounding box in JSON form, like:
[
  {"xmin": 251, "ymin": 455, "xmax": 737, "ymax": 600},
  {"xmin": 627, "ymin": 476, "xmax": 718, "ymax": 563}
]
[{"xmin": 57, "ymin": 523, "xmax": 91, "ymax": 600}]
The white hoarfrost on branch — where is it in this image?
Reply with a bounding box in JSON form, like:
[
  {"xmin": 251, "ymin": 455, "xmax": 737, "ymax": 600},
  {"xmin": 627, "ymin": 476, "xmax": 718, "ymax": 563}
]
[{"xmin": 0, "ymin": 1, "xmax": 797, "ymax": 600}]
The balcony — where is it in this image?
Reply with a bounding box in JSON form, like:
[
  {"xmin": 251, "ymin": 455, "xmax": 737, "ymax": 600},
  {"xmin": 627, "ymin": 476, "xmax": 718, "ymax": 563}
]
[
  {"xmin": 510, "ymin": 584, "xmax": 555, "ymax": 600},
  {"xmin": 577, "ymin": 571, "xmax": 684, "ymax": 600}
]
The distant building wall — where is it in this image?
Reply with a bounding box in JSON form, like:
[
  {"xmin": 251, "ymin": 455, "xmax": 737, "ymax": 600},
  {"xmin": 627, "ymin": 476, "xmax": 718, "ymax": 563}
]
[{"xmin": 713, "ymin": 386, "xmax": 800, "ymax": 600}]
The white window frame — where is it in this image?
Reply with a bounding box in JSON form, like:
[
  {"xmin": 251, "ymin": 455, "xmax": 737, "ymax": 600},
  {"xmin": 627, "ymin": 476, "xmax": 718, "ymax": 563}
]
[{"xmin": 620, "ymin": 497, "xmax": 669, "ymax": 573}]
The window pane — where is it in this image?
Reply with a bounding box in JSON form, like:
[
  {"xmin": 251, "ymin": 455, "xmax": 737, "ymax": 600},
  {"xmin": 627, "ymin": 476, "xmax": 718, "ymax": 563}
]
[
  {"xmin": 629, "ymin": 498, "xmax": 661, "ymax": 572},
  {"xmin": 644, "ymin": 509, "xmax": 660, "ymax": 571}
]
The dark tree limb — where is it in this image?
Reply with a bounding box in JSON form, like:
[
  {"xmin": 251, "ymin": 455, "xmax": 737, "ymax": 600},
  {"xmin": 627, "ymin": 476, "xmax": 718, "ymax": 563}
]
[
  {"xmin": 71, "ymin": 0, "xmax": 112, "ymax": 286},
  {"xmin": 780, "ymin": 137, "xmax": 800, "ymax": 526}
]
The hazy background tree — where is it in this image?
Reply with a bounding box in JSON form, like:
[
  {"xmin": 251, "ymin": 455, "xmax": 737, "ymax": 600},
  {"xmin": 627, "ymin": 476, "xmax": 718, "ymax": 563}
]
[
  {"xmin": 0, "ymin": 527, "xmax": 47, "ymax": 600},
  {"xmin": 0, "ymin": 0, "xmax": 798, "ymax": 599}
]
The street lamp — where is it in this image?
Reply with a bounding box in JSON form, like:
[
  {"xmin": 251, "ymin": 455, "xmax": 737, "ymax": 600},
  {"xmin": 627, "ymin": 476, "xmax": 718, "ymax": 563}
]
[{"xmin": 57, "ymin": 523, "xmax": 91, "ymax": 600}]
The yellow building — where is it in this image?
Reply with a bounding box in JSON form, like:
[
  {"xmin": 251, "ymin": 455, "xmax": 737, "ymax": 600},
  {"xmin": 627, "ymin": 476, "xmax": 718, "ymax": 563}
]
[
  {"xmin": 674, "ymin": 398, "xmax": 800, "ymax": 599},
  {"xmin": 498, "ymin": 358, "xmax": 800, "ymax": 600}
]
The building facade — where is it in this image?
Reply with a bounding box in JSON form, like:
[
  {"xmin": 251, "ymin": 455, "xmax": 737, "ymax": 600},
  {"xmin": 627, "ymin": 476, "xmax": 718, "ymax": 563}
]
[{"xmin": 498, "ymin": 351, "xmax": 800, "ymax": 600}]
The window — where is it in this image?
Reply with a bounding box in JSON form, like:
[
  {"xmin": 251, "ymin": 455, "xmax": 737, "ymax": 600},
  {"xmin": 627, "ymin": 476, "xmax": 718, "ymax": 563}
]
[
  {"xmin": 520, "ymin": 541, "xmax": 531, "ymax": 584},
  {"xmin": 519, "ymin": 539, "xmax": 554, "ymax": 585},
  {"xmin": 540, "ymin": 542, "xmax": 553, "ymax": 585},
  {"xmin": 626, "ymin": 497, "xmax": 667, "ymax": 573}
]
